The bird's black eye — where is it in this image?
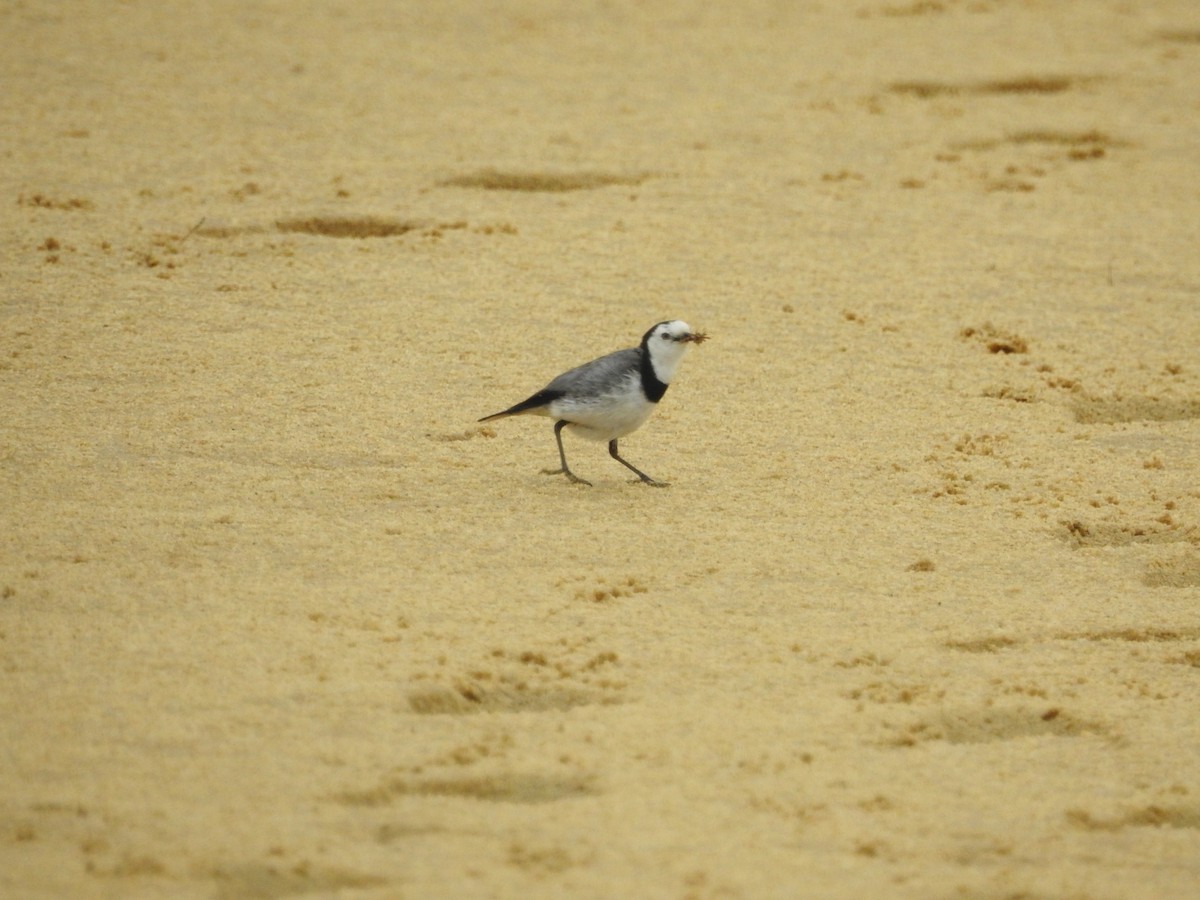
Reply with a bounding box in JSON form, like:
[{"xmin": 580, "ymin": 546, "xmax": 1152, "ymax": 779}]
[{"xmin": 661, "ymin": 333, "xmax": 671, "ymax": 340}]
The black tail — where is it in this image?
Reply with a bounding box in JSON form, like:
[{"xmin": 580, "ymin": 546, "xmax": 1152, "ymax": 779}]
[{"xmin": 478, "ymin": 389, "xmax": 564, "ymax": 423}]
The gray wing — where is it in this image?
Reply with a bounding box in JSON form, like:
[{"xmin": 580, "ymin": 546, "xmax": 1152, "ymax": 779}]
[{"xmin": 544, "ymin": 347, "xmax": 641, "ymax": 398}]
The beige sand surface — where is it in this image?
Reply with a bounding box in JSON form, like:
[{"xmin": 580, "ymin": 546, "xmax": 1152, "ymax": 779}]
[{"xmin": 4, "ymin": 1, "xmax": 1200, "ymax": 897}]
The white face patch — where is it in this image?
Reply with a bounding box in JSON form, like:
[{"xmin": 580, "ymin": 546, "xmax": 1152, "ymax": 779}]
[
  {"xmin": 661, "ymin": 320, "xmax": 691, "ymax": 341},
  {"xmin": 646, "ymin": 320, "xmax": 694, "ymax": 383}
]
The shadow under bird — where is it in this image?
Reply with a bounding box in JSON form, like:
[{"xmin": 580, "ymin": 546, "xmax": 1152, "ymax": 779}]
[{"xmin": 478, "ymin": 320, "xmax": 708, "ymax": 486}]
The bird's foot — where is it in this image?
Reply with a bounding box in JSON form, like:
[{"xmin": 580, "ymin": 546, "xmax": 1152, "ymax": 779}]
[
  {"xmin": 540, "ymin": 467, "xmax": 592, "ymax": 487},
  {"xmin": 639, "ymin": 476, "xmax": 669, "ymax": 487}
]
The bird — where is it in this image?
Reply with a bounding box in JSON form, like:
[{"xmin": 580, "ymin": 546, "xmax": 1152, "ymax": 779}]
[{"xmin": 478, "ymin": 320, "xmax": 708, "ymax": 486}]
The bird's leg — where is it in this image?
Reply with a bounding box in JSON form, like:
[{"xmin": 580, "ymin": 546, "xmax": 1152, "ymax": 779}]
[
  {"xmin": 540, "ymin": 420, "xmax": 592, "ymax": 486},
  {"xmin": 609, "ymin": 439, "xmax": 666, "ymax": 486}
]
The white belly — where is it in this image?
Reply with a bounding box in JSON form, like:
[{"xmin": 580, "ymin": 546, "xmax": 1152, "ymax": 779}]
[{"xmin": 545, "ymin": 375, "xmax": 654, "ymax": 442}]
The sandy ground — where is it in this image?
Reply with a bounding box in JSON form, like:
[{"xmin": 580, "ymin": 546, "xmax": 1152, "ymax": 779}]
[{"xmin": 4, "ymin": 1, "xmax": 1200, "ymax": 897}]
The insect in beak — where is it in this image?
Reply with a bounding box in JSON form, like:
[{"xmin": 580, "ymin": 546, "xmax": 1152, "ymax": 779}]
[{"xmin": 682, "ymin": 332, "xmax": 709, "ymax": 344}]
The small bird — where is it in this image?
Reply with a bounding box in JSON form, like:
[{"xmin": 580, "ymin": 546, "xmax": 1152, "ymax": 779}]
[{"xmin": 479, "ymin": 320, "xmax": 708, "ymax": 486}]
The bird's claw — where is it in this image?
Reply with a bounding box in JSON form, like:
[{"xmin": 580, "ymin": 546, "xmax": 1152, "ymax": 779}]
[{"xmin": 541, "ymin": 467, "xmax": 592, "ymax": 487}]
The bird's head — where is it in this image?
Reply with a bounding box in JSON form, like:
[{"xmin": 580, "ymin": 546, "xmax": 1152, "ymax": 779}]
[{"xmin": 643, "ymin": 320, "xmax": 708, "ymax": 383}]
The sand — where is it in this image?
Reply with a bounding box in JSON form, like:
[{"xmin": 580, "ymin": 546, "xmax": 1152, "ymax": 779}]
[{"xmin": 3, "ymin": 1, "xmax": 1200, "ymax": 897}]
